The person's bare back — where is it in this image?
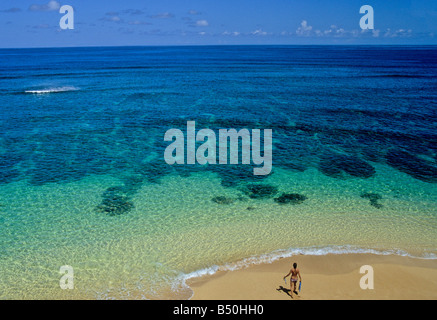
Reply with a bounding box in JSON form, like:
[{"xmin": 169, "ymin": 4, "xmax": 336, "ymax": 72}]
[
  {"xmin": 283, "ymin": 262, "xmax": 302, "ymax": 297},
  {"xmin": 290, "ymin": 268, "xmax": 300, "ymax": 280}
]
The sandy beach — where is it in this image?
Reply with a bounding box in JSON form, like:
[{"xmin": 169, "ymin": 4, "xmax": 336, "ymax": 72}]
[{"xmin": 188, "ymin": 254, "xmax": 437, "ymax": 300}]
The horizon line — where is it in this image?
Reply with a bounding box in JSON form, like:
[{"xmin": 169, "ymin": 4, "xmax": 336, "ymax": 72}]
[{"xmin": 1, "ymin": 43, "xmax": 437, "ymax": 50}]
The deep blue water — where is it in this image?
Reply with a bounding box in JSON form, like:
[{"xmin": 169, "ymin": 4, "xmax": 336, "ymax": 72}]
[
  {"xmin": 1, "ymin": 45, "xmax": 437, "ymax": 299},
  {"xmin": 0, "ymin": 46, "xmax": 436, "ymax": 190}
]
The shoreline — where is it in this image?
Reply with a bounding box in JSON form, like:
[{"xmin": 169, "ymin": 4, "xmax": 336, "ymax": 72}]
[{"xmin": 187, "ymin": 253, "xmax": 437, "ymax": 300}]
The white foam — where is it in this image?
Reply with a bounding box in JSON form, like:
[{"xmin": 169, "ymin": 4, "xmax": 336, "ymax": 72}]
[
  {"xmin": 172, "ymin": 245, "xmax": 436, "ymax": 300},
  {"xmin": 25, "ymin": 86, "xmax": 79, "ymax": 94}
]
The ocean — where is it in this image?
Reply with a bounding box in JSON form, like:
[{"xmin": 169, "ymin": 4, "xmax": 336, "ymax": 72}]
[{"xmin": 0, "ymin": 45, "xmax": 436, "ymax": 299}]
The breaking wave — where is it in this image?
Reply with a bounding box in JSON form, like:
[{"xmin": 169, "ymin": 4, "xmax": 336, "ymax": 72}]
[
  {"xmin": 172, "ymin": 245, "xmax": 437, "ymax": 300},
  {"xmin": 25, "ymin": 86, "xmax": 79, "ymax": 94}
]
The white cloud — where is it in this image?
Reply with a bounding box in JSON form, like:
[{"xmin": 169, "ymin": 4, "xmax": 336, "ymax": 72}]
[
  {"xmin": 29, "ymin": 1, "xmax": 60, "ymax": 12},
  {"xmin": 196, "ymin": 20, "xmax": 209, "ymax": 27},
  {"xmin": 306, "ymin": 24, "xmax": 380, "ymax": 38},
  {"xmin": 296, "ymin": 20, "xmax": 313, "ymax": 36},
  {"xmin": 323, "ymin": 25, "xmax": 341, "ymax": 36},
  {"xmin": 251, "ymin": 29, "xmax": 268, "ymax": 36},
  {"xmin": 350, "ymin": 29, "xmax": 360, "ymax": 37},
  {"xmin": 101, "ymin": 13, "xmax": 123, "ymax": 23},
  {"xmin": 334, "ymin": 28, "xmax": 347, "ymax": 37},
  {"xmin": 384, "ymin": 29, "xmax": 392, "ymax": 37},
  {"xmin": 123, "ymin": 9, "xmax": 145, "ymax": 16},
  {"xmin": 384, "ymin": 28, "xmax": 412, "ymax": 38},
  {"xmin": 150, "ymin": 12, "xmax": 174, "ymax": 19},
  {"xmin": 128, "ymin": 20, "xmax": 151, "ymax": 26},
  {"xmin": 279, "ymin": 20, "xmax": 417, "ymax": 40},
  {"xmin": 223, "ymin": 31, "xmax": 241, "ymax": 36}
]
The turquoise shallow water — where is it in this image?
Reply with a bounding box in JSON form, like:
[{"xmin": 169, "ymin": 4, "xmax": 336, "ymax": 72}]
[
  {"xmin": 0, "ymin": 46, "xmax": 436, "ymax": 299},
  {"xmin": 0, "ymin": 166, "xmax": 435, "ymax": 299}
]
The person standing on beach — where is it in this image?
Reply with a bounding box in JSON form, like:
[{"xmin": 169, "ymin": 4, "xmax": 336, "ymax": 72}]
[{"xmin": 283, "ymin": 262, "xmax": 302, "ymax": 296}]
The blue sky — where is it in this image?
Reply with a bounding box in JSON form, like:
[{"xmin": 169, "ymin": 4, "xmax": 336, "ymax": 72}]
[{"xmin": 0, "ymin": 0, "xmax": 436, "ymax": 47}]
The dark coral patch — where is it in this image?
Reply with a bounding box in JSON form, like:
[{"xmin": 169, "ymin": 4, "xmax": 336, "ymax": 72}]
[
  {"xmin": 243, "ymin": 184, "xmax": 278, "ymax": 199},
  {"xmin": 274, "ymin": 193, "xmax": 307, "ymax": 205},
  {"xmin": 386, "ymin": 150, "xmax": 437, "ymax": 183},
  {"xmin": 360, "ymin": 192, "xmax": 382, "ymax": 201},
  {"xmin": 96, "ymin": 186, "xmax": 134, "ymax": 216},
  {"xmin": 0, "ymin": 153, "xmax": 23, "ymax": 169},
  {"xmin": 0, "ymin": 169, "xmax": 20, "ymax": 185},
  {"xmin": 319, "ymin": 154, "xmax": 375, "ymax": 179},
  {"xmin": 360, "ymin": 192, "xmax": 383, "ymax": 209},
  {"xmin": 137, "ymin": 160, "xmax": 173, "ymax": 184},
  {"xmin": 119, "ymin": 175, "xmax": 144, "ymax": 194},
  {"xmin": 97, "ymin": 196, "xmax": 134, "ymax": 216},
  {"xmin": 211, "ymin": 165, "xmax": 269, "ymax": 188},
  {"xmin": 211, "ymin": 196, "xmax": 235, "ymax": 205}
]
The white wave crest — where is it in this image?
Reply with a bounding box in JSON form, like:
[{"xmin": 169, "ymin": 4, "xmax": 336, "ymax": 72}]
[
  {"xmin": 172, "ymin": 245, "xmax": 436, "ymax": 300},
  {"xmin": 25, "ymin": 86, "xmax": 79, "ymax": 94}
]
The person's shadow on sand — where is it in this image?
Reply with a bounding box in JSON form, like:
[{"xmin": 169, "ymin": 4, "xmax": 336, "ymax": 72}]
[
  {"xmin": 276, "ymin": 286, "xmax": 300, "ymax": 299},
  {"xmin": 276, "ymin": 286, "xmax": 292, "ymax": 298}
]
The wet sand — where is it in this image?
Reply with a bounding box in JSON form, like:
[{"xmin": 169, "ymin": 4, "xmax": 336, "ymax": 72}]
[{"xmin": 188, "ymin": 254, "xmax": 437, "ymax": 300}]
